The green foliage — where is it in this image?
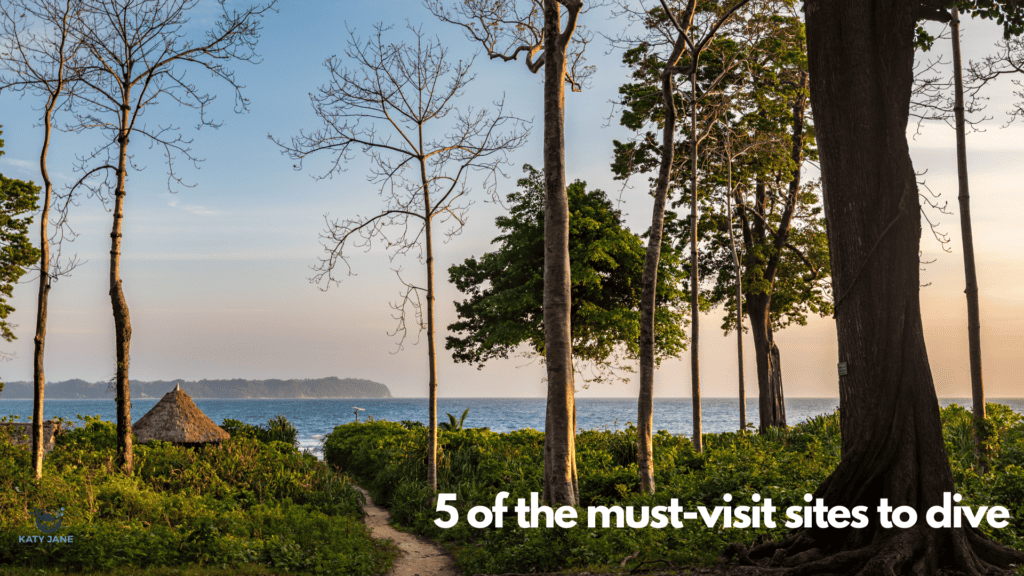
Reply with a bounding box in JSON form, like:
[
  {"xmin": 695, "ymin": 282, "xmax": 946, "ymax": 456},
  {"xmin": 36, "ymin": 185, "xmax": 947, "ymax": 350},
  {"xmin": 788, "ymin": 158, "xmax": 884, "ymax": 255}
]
[
  {"xmin": 0, "ymin": 415, "xmax": 396, "ymax": 575},
  {"xmin": 325, "ymin": 405, "xmax": 1024, "ymax": 574},
  {"xmin": 0, "ymin": 126, "xmax": 42, "ymax": 350},
  {"xmin": 439, "ymin": 408, "xmax": 471, "ymax": 432},
  {"xmin": 613, "ymin": 3, "xmax": 830, "ymax": 336},
  {"xmin": 221, "ymin": 415, "xmax": 299, "ymax": 448},
  {"xmin": 447, "ymin": 164, "xmax": 688, "ymax": 383}
]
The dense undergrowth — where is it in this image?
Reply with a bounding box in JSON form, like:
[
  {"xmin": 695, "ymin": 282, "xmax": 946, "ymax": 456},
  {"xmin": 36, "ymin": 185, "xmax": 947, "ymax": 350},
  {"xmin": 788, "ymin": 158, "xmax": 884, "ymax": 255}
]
[
  {"xmin": 0, "ymin": 415, "xmax": 396, "ymax": 575},
  {"xmin": 324, "ymin": 403, "xmax": 1024, "ymax": 574}
]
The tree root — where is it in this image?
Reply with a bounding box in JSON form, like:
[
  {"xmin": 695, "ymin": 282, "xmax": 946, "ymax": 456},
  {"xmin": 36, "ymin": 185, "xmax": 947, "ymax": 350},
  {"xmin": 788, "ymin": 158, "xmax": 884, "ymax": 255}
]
[{"xmin": 721, "ymin": 526, "xmax": 1024, "ymax": 576}]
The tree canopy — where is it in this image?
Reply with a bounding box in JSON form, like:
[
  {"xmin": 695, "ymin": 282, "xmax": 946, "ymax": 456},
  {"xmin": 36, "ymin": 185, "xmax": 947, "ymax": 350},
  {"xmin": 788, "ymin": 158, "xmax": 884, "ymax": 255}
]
[
  {"xmin": 447, "ymin": 165, "xmax": 688, "ymax": 384},
  {"xmin": 0, "ymin": 127, "xmax": 41, "ymax": 347}
]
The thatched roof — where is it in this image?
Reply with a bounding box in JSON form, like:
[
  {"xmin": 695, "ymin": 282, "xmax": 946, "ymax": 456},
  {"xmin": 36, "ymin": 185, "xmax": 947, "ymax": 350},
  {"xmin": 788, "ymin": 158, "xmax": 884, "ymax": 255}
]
[{"xmin": 133, "ymin": 384, "xmax": 230, "ymax": 444}]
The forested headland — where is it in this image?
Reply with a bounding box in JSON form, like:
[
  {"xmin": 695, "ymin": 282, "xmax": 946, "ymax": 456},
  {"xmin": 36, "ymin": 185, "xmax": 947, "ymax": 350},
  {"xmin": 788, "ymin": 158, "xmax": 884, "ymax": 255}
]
[{"xmin": 0, "ymin": 377, "xmax": 392, "ymax": 399}]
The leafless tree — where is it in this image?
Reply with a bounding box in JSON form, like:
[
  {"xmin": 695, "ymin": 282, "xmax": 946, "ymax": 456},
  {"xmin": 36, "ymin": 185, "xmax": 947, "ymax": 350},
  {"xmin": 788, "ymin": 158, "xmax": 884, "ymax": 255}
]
[
  {"xmin": 0, "ymin": 0, "xmax": 86, "ymax": 479},
  {"xmin": 273, "ymin": 24, "xmax": 528, "ymax": 495},
  {"xmin": 65, "ymin": 0, "xmax": 274, "ymax": 474},
  {"xmin": 425, "ymin": 0, "xmax": 598, "ymax": 506},
  {"xmin": 968, "ymin": 33, "xmax": 1024, "ymax": 125},
  {"xmin": 961, "ymin": 17, "xmax": 1024, "ymax": 472},
  {"xmin": 911, "ymin": 17, "xmax": 995, "ymax": 470}
]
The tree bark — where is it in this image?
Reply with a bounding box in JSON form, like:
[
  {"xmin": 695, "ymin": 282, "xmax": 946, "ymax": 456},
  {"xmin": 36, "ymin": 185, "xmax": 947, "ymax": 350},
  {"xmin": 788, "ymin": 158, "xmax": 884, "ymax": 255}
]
[
  {"xmin": 541, "ymin": 0, "xmax": 577, "ymax": 506},
  {"xmin": 637, "ymin": 30, "xmax": 688, "ymax": 494},
  {"xmin": 950, "ymin": 6, "xmax": 987, "ymax": 473},
  {"xmin": 689, "ymin": 67, "xmax": 703, "ymax": 454},
  {"xmin": 112, "ymin": 109, "xmax": 133, "ymax": 475},
  {"xmin": 420, "ymin": 144, "xmax": 439, "ymax": 496},
  {"xmin": 747, "ymin": 295, "xmax": 784, "ymax": 433},
  {"xmin": 726, "ymin": 147, "xmax": 746, "ymax": 432},
  {"xmin": 32, "ymin": 92, "xmax": 58, "ymax": 480},
  {"xmin": 726, "ymin": 2, "xmax": 1024, "ymax": 572}
]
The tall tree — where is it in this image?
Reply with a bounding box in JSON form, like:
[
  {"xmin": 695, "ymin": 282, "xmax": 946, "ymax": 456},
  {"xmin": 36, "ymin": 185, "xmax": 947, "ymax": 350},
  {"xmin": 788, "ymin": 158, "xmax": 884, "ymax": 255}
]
[
  {"xmin": 274, "ymin": 25, "xmax": 527, "ymax": 495},
  {"xmin": 0, "ymin": 0, "xmax": 84, "ymax": 480},
  {"xmin": 949, "ymin": 5, "xmax": 987, "ymax": 472},
  {"xmin": 447, "ymin": 164, "xmax": 688, "ymax": 384},
  {"xmin": 0, "ymin": 128, "xmax": 43, "ymax": 396},
  {"xmin": 68, "ymin": 0, "xmax": 273, "ymax": 474},
  {"xmin": 722, "ymin": 0, "xmax": 1024, "ymax": 571},
  {"xmin": 615, "ymin": 0, "xmax": 824, "ymax": 491},
  {"xmin": 426, "ymin": 0, "xmax": 596, "ymax": 505},
  {"xmin": 613, "ymin": 0, "xmax": 750, "ymax": 493},
  {"xmin": 693, "ymin": 10, "xmax": 825, "ymax": 435}
]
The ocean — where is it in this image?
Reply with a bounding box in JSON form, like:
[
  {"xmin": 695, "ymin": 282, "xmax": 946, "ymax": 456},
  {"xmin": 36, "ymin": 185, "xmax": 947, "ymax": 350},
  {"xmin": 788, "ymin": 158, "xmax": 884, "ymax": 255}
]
[{"xmin": 2, "ymin": 397, "xmax": 1020, "ymax": 457}]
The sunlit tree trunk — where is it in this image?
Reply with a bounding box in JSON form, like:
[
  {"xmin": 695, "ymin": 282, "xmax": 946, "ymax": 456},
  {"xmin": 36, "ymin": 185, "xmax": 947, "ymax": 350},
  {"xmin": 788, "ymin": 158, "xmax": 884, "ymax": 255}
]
[
  {"xmin": 689, "ymin": 67, "xmax": 703, "ymax": 453},
  {"xmin": 541, "ymin": 0, "xmax": 577, "ymax": 506},
  {"xmin": 31, "ymin": 92, "xmax": 56, "ymax": 480},
  {"xmin": 112, "ymin": 106, "xmax": 133, "ymax": 474}
]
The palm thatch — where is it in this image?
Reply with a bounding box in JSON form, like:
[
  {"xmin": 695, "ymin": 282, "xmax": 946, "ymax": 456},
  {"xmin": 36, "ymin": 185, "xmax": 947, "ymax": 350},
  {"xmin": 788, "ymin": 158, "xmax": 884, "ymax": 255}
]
[{"xmin": 133, "ymin": 384, "xmax": 230, "ymax": 444}]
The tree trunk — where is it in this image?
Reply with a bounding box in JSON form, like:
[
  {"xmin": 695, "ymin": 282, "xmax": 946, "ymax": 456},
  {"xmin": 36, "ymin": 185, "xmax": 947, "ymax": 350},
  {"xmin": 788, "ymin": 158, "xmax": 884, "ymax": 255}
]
[
  {"xmin": 950, "ymin": 6, "xmax": 987, "ymax": 473},
  {"xmin": 637, "ymin": 32, "xmax": 688, "ymax": 494},
  {"xmin": 748, "ymin": 295, "xmax": 784, "ymax": 433},
  {"xmin": 541, "ymin": 0, "xmax": 576, "ymax": 506},
  {"xmin": 726, "ymin": 140, "xmax": 746, "ymax": 432},
  {"xmin": 689, "ymin": 67, "xmax": 703, "ymax": 454},
  {"xmin": 112, "ymin": 115, "xmax": 133, "ymax": 475},
  {"xmin": 729, "ymin": 2, "xmax": 1024, "ymax": 572},
  {"xmin": 32, "ymin": 95, "xmax": 57, "ymax": 480},
  {"xmin": 421, "ymin": 149, "xmax": 439, "ymax": 496}
]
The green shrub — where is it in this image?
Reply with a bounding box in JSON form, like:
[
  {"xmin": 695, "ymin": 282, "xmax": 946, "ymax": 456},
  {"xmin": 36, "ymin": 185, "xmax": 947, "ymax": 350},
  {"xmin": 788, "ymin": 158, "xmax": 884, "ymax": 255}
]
[
  {"xmin": 0, "ymin": 414, "xmax": 395, "ymax": 575},
  {"xmin": 324, "ymin": 405, "xmax": 1024, "ymax": 575},
  {"xmin": 220, "ymin": 415, "xmax": 298, "ymax": 448}
]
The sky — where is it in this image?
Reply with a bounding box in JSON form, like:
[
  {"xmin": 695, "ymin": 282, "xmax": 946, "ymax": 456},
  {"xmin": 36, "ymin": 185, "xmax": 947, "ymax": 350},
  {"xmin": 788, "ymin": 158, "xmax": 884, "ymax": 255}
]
[{"xmin": 0, "ymin": 1, "xmax": 1022, "ymax": 399}]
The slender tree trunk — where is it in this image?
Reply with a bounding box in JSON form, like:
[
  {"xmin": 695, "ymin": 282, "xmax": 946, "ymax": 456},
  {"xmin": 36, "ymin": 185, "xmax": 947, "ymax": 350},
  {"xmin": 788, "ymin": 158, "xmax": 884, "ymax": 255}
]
[
  {"xmin": 742, "ymin": 3, "xmax": 1024, "ymax": 571},
  {"xmin": 950, "ymin": 6, "xmax": 986, "ymax": 472},
  {"xmin": 420, "ymin": 149, "xmax": 439, "ymax": 495},
  {"xmin": 637, "ymin": 34, "xmax": 687, "ymax": 494},
  {"xmin": 689, "ymin": 68, "xmax": 702, "ymax": 453},
  {"xmin": 725, "ymin": 148, "xmax": 745, "ymax": 432},
  {"xmin": 112, "ymin": 111, "xmax": 133, "ymax": 474},
  {"xmin": 541, "ymin": 0, "xmax": 576, "ymax": 506},
  {"xmin": 32, "ymin": 96, "xmax": 58, "ymax": 480}
]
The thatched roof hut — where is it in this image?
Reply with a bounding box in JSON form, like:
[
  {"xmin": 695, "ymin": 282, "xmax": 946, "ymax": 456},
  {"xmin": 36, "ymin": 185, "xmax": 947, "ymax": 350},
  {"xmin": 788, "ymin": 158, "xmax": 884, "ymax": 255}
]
[{"xmin": 133, "ymin": 384, "xmax": 230, "ymax": 445}]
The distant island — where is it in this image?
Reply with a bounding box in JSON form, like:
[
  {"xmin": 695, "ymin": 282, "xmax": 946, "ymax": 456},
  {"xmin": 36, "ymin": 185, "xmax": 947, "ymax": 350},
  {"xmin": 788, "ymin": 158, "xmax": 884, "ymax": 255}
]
[{"xmin": 0, "ymin": 377, "xmax": 392, "ymax": 399}]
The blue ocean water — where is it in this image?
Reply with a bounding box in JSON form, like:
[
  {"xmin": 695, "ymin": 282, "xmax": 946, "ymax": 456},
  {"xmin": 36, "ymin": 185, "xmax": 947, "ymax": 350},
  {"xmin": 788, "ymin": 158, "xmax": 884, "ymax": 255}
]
[{"xmin": 2, "ymin": 397, "xmax": 1019, "ymax": 457}]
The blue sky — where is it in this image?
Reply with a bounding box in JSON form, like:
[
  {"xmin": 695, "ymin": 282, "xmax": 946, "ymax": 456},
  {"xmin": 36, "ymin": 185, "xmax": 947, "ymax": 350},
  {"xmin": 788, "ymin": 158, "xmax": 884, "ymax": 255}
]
[{"xmin": 0, "ymin": 1, "xmax": 1022, "ymax": 399}]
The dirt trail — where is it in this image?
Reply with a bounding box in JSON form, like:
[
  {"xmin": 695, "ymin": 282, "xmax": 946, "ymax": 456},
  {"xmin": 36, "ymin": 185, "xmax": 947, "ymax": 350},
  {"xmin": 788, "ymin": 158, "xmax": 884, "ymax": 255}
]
[{"xmin": 357, "ymin": 487, "xmax": 460, "ymax": 576}]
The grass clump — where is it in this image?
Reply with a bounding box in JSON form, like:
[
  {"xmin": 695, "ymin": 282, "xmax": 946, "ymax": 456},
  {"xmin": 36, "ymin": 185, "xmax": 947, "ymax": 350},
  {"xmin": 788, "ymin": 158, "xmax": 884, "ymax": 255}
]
[
  {"xmin": 0, "ymin": 415, "xmax": 396, "ymax": 575},
  {"xmin": 324, "ymin": 403, "xmax": 1024, "ymax": 574}
]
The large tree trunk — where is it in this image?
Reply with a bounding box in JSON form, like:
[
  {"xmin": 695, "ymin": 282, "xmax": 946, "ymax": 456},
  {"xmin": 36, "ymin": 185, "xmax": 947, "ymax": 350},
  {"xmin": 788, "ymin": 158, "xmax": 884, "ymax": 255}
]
[
  {"xmin": 541, "ymin": 0, "xmax": 577, "ymax": 506},
  {"xmin": 748, "ymin": 295, "xmax": 785, "ymax": 432},
  {"xmin": 112, "ymin": 118, "xmax": 133, "ymax": 475},
  {"xmin": 728, "ymin": 2, "xmax": 1024, "ymax": 572},
  {"xmin": 32, "ymin": 96, "xmax": 57, "ymax": 480},
  {"xmin": 950, "ymin": 6, "xmax": 987, "ymax": 472}
]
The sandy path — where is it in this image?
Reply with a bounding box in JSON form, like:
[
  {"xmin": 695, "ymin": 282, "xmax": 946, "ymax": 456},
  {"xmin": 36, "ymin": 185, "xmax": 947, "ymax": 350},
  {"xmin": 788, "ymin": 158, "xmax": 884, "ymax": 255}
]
[{"xmin": 356, "ymin": 487, "xmax": 460, "ymax": 576}]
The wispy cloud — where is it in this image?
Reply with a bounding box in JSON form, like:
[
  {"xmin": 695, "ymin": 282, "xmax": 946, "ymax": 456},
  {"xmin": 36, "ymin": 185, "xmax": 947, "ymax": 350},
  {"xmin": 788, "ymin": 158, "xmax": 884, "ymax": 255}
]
[
  {"xmin": 167, "ymin": 198, "xmax": 216, "ymax": 215},
  {"xmin": 1, "ymin": 158, "xmax": 36, "ymax": 171}
]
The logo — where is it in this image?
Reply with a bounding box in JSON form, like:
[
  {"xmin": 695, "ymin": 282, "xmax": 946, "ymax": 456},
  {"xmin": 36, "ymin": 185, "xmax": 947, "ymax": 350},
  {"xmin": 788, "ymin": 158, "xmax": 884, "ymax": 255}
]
[{"xmin": 29, "ymin": 507, "xmax": 65, "ymax": 534}]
